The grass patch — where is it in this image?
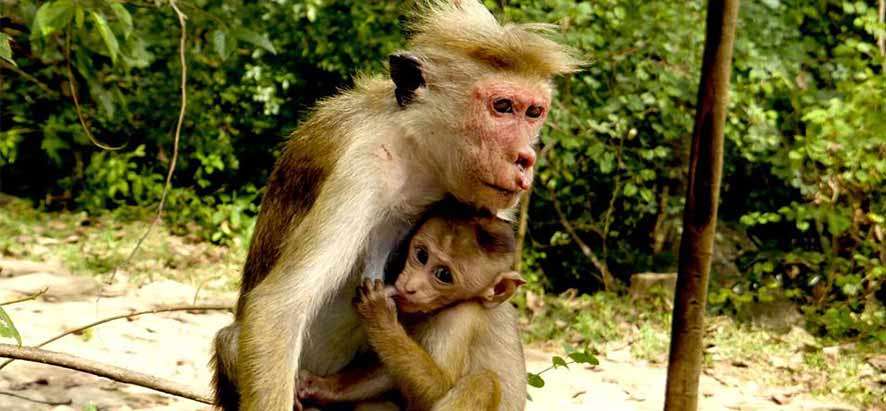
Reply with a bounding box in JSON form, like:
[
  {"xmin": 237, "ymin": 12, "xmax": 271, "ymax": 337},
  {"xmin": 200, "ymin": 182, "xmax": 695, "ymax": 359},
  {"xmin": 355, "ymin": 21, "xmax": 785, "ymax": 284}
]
[
  {"xmin": 3, "ymin": 197, "xmax": 883, "ymax": 408},
  {"xmin": 516, "ymin": 286, "xmax": 885, "ymax": 408},
  {"xmin": 0, "ymin": 196, "xmax": 245, "ymax": 290}
]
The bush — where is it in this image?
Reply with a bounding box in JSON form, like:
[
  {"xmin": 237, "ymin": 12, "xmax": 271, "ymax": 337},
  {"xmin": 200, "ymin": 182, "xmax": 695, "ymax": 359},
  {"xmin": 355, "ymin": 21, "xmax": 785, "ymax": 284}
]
[{"xmin": 2, "ymin": 0, "xmax": 884, "ymax": 340}]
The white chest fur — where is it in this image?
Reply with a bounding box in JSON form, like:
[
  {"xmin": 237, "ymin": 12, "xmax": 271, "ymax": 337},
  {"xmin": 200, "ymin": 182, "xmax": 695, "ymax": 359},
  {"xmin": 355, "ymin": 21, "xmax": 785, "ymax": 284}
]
[{"xmin": 299, "ymin": 214, "xmax": 413, "ymax": 375}]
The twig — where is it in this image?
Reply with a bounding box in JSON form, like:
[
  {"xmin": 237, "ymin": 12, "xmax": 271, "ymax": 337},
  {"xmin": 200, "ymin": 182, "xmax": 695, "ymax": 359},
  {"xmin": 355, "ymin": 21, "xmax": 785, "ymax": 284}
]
[
  {"xmin": 0, "ymin": 287, "xmax": 47, "ymax": 306},
  {"xmin": 513, "ymin": 190, "xmax": 532, "ymax": 272},
  {"xmin": 548, "ymin": 185, "xmax": 613, "ymax": 290},
  {"xmin": 0, "ymin": 304, "xmax": 230, "ymax": 370},
  {"xmin": 879, "ymin": 0, "xmax": 885, "ymax": 69},
  {"xmin": 64, "ymin": 29, "xmax": 125, "ymax": 151},
  {"xmin": 104, "ymin": 1, "xmax": 187, "ymax": 287},
  {"xmin": 0, "ymin": 344, "xmax": 212, "ymax": 404},
  {"xmin": 0, "ymin": 61, "xmax": 57, "ymax": 96},
  {"xmin": 0, "ymin": 390, "xmax": 71, "ymax": 406}
]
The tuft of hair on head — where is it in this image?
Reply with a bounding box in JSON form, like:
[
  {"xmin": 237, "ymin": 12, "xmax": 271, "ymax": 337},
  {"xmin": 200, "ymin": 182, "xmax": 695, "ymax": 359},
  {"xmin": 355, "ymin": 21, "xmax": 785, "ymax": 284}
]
[
  {"xmin": 408, "ymin": 0, "xmax": 583, "ymax": 79},
  {"xmin": 427, "ymin": 195, "xmax": 515, "ymax": 257},
  {"xmin": 473, "ymin": 217, "xmax": 516, "ymax": 257}
]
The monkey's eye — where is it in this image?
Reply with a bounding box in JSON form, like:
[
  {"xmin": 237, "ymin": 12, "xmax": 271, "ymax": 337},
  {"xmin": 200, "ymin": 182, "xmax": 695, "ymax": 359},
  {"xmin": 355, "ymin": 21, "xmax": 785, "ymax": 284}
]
[
  {"xmin": 492, "ymin": 98, "xmax": 514, "ymax": 114},
  {"xmin": 415, "ymin": 246, "xmax": 429, "ymax": 266},
  {"xmin": 526, "ymin": 105, "xmax": 544, "ymax": 119},
  {"xmin": 433, "ymin": 266, "xmax": 453, "ymax": 284}
]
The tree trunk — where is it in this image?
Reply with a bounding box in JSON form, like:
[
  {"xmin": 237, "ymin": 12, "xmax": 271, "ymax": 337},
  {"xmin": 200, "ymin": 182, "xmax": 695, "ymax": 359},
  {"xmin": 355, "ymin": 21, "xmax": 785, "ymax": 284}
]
[{"xmin": 663, "ymin": 1, "xmax": 739, "ymax": 410}]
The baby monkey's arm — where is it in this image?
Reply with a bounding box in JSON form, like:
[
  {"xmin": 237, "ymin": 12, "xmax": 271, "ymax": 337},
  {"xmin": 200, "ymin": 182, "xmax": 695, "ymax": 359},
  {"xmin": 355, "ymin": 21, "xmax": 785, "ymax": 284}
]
[{"xmin": 354, "ymin": 279, "xmax": 475, "ymax": 411}]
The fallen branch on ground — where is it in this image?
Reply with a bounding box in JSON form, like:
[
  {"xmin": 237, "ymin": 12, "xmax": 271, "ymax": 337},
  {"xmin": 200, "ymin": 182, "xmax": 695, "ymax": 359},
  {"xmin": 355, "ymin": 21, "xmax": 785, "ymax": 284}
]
[
  {"xmin": 0, "ymin": 304, "xmax": 231, "ymax": 370},
  {"xmin": 0, "ymin": 390, "xmax": 71, "ymax": 406},
  {"xmin": 0, "ymin": 344, "xmax": 212, "ymax": 404},
  {"xmin": 0, "ymin": 287, "xmax": 48, "ymax": 307}
]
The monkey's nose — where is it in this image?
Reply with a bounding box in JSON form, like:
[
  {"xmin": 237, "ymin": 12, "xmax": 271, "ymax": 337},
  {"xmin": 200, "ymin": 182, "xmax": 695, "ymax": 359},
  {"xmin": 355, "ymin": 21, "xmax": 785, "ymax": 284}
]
[
  {"xmin": 396, "ymin": 283, "xmax": 416, "ymax": 295},
  {"xmin": 515, "ymin": 149, "xmax": 536, "ymax": 172}
]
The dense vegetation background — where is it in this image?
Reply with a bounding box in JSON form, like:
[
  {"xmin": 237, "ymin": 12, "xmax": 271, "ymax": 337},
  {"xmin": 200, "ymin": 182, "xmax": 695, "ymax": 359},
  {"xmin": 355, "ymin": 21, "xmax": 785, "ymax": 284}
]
[{"xmin": 1, "ymin": 0, "xmax": 884, "ymax": 342}]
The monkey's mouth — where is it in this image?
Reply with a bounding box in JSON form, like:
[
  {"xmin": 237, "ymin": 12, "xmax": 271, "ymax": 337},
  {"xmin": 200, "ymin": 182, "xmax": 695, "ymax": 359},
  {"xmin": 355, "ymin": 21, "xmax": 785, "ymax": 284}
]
[{"xmin": 482, "ymin": 181, "xmax": 517, "ymax": 196}]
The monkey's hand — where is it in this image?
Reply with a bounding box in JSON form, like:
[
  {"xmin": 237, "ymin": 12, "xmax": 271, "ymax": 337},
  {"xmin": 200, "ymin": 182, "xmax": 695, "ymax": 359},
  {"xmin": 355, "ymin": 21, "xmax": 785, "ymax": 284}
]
[
  {"xmin": 297, "ymin": 370, "xmax": 339, "ymax": 405},
  {"xmin": 354, "ymin": 279, "xmax": 398, "ymax": 327}
]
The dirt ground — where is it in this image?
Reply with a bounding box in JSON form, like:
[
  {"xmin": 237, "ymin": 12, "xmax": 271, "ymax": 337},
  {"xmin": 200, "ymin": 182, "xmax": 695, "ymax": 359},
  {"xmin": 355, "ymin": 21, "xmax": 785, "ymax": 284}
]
[{"xmin": 0, "ymin": 261, "xmax": 864, "ymax": 411}]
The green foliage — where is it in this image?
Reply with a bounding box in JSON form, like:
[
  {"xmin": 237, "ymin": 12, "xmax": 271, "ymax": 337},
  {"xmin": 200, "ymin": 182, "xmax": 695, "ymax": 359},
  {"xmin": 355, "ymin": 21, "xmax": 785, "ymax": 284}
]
[
  {"xmin": 527, "ymin": 343, "xmax": 598, "ymax": 389},
  {"xmin": 1, "ymin": 0, "xmax": 405, "ymax": 244},
  {"xmin": 2, "ymin": 0, "xmax": 885, "ymax": 341},
  {"xmin": 0, "ymin": 306, "xmax": 22, "ymax": 346}
]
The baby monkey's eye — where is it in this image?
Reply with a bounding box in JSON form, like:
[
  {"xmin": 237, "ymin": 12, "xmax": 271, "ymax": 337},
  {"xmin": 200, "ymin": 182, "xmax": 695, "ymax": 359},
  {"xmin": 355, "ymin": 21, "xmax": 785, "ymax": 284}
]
[
  {"xmin": 433, "ymin": 266, "xmax": 453, "ymax": 284},
  {"xmin": 415, "ymin": 246, "xmax": 429, "ymax": 265}
]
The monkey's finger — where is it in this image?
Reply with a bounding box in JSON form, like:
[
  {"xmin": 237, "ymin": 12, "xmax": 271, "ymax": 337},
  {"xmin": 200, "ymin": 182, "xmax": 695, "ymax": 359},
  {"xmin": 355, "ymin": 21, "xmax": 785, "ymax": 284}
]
[
  {"xmin": 373, "ymin": 279, "xmax": 385, "ymax": 292},
  {"xmin": 384, "ymin": 286, "xmax": 398, "ymax": 298}
]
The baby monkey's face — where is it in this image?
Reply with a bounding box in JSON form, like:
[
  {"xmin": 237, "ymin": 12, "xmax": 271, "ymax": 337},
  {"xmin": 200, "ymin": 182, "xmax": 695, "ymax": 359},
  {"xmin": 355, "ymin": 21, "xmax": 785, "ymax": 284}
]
[{"xmin": 393, "ymin": 216, "xmax": 524, "ymax": 314}]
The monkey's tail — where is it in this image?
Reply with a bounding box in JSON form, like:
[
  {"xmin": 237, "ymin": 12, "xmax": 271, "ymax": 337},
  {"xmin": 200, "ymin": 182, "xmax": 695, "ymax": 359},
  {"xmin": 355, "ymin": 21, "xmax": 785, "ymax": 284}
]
[
  {"xmin": 212, "ymin": 367, "xmax": 240, "ymax": 411},
  {"xmin": 211, "ymin": 324, "xmax": 241, "ymax": 411}
]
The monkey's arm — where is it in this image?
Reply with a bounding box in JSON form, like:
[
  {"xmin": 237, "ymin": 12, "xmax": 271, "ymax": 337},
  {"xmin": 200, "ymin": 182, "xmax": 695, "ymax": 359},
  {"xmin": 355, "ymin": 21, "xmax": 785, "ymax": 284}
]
[
  {"xmin": 238, "ymin": 168, "xmax": 383, "ymax": 411},
  {"xmin": 355, "ymin": 280, "xmax": 476, "ymax": 410}
]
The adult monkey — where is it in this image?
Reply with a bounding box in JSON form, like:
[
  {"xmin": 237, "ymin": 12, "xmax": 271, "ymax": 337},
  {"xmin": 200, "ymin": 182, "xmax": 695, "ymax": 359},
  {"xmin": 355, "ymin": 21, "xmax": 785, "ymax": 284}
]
[{"xmin": 212, "ymin": 1, "xmax": 579, "ymax": 410}]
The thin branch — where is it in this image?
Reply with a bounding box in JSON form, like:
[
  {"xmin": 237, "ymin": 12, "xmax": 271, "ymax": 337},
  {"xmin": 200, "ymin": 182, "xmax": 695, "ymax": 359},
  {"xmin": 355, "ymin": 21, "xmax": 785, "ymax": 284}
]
[
  {"xmin": 0, "ymin": 304, "xmax": 230, "ymax": 370},
  {"xmin": 0, "ymin": 390, "xmax": 71, "ymax": 406},
  {"xmin": 0, "ymin": 344, "xmax": 211, "ymax": 404},
  {"xmin": 548, "ymin": 185, "xmax": 614, "ymax": 290},
  {"xmin": 64, "ymin": 29, "xmax": 125, "ymax": 151},
  {"xmin": 0, "ymin": 287, "xmax": 47, "ymax": 306},
  {"xmin": 0, "ymin": 61, "xmax": 57, "ymax": 96},
  {"xmin": 542, "ymin": 144, "xmax": 615, "ymax": 290},
  {"xmin": 514, "ymin": 190, "xmax": 532, "ymax": 272},
  {"xmin": 105, "ymin": 1, "xmax": 187, "ymax": 287},
  {"xmin": 879, "ymin": 0, "xmax": 885, "ymax": 69}
]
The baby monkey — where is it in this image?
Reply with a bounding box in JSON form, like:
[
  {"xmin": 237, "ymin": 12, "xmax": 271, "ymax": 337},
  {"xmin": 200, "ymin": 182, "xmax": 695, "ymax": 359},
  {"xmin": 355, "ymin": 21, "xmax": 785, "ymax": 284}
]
[{"xmin": 298, "ymin": 205, "xmax": 527, "ymax": 411}]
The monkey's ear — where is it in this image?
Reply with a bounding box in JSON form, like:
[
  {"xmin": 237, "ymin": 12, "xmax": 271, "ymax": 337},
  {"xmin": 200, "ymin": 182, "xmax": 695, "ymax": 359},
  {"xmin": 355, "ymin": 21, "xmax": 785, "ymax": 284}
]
[
  {"xmin": 389, "ymin": 52, "xmax": 426, "ymax": 107},
  {"xmin": 482, "ymin": 271, "xmax": 526, "ymax": 308}
]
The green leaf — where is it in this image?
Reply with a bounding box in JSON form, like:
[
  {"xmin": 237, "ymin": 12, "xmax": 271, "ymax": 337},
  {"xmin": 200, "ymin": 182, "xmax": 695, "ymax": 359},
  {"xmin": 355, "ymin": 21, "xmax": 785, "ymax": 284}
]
[
  {"xmin": 0, "ymin": 306, "xmax": 22, "ymax": 346},
  {"xmin": 91, "ymin": 11, "xmax": 119, "ymax": 65},
  {"xmin": 212, "ymin": 30, "xmax": 232, "ymax": 61},
  {"xmin": 231, "ymin": 28, "xmax": 277, "ymax": 54},
  {"xmin": 551, "ymin": 356, "xmax": 569, "ymax": 369},
  {"xmin": 568, "ymin": 351, "xmax": 599, "ymax": 365},
  {"xmin": 623, "ymin": 182, "xmax": 637, "ymax": 197},
  {"xmin": 0, "ymin": 33, "xmax": 14, "ymax": 66},
  {"xmin": 75, "ymin": 5, "xmax": 85, "ymax": 28},
  {"xmin": 33, "ymin": 0, "xmax": 74, "ymax": 37},
  {"xmin": 110, "ymin": 3, "xmax": 133, "ymax": 39},
  {"xmin": 527, "ymin": 372, "xmax": 545, "ymax": 388}
]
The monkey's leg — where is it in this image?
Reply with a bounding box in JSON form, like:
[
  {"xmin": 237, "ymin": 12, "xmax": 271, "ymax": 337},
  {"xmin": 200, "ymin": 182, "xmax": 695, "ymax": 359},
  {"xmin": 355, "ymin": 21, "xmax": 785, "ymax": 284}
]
[
  {"xmin": 212, "ymin": 323, "xmax": 240, "ymax": 411},
  {"xmin": 428, "ymin": 369, "xmax": 501, "ymax": 411}
]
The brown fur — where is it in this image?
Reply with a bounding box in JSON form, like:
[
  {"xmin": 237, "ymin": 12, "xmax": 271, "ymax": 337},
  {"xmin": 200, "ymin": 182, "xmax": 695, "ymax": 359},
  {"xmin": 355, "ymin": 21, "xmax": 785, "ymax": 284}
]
[
  {"xmin": 211, "ymin": 2, "xmax": 576, "ymax": 410},
  {"xmin": 299, "ymin": 211, "xmax": 526, "ymax": 411}
]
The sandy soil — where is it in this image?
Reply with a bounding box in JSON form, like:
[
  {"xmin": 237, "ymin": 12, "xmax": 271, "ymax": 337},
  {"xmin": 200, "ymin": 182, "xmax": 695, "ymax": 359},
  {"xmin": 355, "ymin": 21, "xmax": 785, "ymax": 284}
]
[{"xmin": 0, "ymin": 265, "xmax": 861, "ymax": 411}]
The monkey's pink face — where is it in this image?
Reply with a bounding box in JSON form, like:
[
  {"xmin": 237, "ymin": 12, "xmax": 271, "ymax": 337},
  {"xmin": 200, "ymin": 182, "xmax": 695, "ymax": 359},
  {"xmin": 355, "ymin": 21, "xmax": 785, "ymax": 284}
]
[{"xmin": 451, "ymin": 78, "xmax": 550, "ymax": 211}]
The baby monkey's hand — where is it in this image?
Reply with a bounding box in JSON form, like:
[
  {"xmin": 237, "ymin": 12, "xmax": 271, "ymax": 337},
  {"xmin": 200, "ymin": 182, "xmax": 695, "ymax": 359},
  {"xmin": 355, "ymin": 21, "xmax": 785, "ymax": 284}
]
[
  {"xmin": 353, "ymin": 279, "xmax": 397, "ymax": 327},
  {"xmin": 297, "ymin": 370, "xmax": 338, "ymax": 405}
]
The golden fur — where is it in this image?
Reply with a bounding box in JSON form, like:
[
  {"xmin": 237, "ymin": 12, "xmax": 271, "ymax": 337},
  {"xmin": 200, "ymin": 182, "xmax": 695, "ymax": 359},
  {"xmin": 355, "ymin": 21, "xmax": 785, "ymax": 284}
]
[{"xmin": 212, "ymin": 2, "xmax": 578, "ymax": 410}]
